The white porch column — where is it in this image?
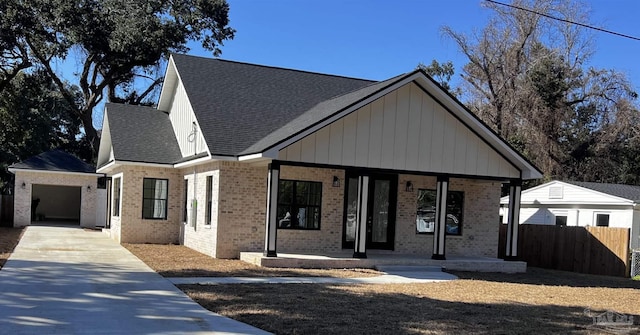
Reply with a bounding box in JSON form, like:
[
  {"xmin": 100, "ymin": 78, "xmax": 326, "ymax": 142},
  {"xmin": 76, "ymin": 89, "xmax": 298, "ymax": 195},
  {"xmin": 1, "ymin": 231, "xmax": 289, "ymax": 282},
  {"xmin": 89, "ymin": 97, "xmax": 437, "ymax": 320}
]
[
  {"xmin": 505, "ymin": 180, "xmax": 522, "ymax": 260},
  {"xmin": 264, "ymin": 162, "xmax": 280, "ymax": 257},
  {"xmin": 353, "ymin": 175, "xmax": 369, "ymax": 258},
  {"xmin": 432, "ymin": 176, "xmax": 448, "ymax": 260}
]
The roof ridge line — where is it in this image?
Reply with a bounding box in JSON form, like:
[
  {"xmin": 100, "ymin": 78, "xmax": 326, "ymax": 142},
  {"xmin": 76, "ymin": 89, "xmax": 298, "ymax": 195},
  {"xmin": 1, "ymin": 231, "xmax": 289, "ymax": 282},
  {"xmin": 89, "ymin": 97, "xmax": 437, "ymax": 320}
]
[{"xmin": 171, "ymin": 53, "xmax": 376, "ymax": 83}]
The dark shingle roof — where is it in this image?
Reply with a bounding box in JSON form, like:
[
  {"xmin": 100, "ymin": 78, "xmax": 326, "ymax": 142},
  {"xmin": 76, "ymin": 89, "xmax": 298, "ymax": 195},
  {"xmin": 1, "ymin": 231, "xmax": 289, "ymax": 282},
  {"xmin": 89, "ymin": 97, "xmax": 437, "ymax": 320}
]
[
  {"xmin": 171, "ymin": 54, "xmax": 376, "ymax": 156},
  {"xmin": 566, "ymin": 181, "xmax": 640, "ymax": 202},
  {"xmin": 240, "ymin": 73, "xmax": 409, "ymax": 155},
  {"xmin": 10, "ymin": 150, "xmax": 95, "ymax": 173},
  {"xmin": 106, "ymin": 103, "xmax": 182, "ymax": 164}
]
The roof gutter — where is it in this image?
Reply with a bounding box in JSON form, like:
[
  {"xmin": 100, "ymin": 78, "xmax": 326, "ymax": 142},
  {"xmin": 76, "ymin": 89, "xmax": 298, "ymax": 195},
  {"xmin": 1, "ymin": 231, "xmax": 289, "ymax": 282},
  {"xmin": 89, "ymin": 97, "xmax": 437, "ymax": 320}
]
[{"xmin": 8, "ymin": 168, "xmax": 104, "ymax": 177}]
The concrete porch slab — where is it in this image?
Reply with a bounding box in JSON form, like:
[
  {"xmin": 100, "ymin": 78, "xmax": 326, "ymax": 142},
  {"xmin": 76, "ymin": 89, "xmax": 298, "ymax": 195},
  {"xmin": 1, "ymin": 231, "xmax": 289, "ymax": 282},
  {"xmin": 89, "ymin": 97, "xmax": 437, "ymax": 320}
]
[{"xmin": 240, "ymin": 252, "xmax": 527, "ymax": 273}]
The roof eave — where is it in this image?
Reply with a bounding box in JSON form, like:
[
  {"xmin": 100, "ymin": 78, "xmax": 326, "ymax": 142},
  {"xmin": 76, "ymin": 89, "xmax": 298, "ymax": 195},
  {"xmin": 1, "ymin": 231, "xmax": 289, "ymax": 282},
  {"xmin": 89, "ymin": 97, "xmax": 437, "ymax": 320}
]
[
  {"xmin": 9, "ymin": 167, "xmax": 102, "ymax": 177},
  {"xmin": 157, "ymin": 55, "xmax": 179, "ymax": 112},
  {"xmin": 249, "ymin": 70, "xmax": 541, "ymax": 180}
]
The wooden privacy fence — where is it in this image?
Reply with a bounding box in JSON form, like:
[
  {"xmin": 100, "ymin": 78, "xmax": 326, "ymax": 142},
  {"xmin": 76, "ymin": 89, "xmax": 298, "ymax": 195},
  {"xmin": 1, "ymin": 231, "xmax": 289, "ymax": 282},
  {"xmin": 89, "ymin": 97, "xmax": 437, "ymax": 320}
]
[
  {"xmin": 499, "ymin": 224, "xmax": 630, "ymax": 277},
  {"xmin": 0, "ymin": 195, "xmax": 14, "ymax": 227}
]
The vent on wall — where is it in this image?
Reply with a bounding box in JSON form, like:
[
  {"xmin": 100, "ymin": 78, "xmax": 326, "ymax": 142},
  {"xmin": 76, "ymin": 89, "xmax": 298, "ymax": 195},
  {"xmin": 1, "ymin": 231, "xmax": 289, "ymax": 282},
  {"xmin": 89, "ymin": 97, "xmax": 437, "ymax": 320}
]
[{"xmin": 549, "ymin": 186, "xmax": 563, "ymax": 199}]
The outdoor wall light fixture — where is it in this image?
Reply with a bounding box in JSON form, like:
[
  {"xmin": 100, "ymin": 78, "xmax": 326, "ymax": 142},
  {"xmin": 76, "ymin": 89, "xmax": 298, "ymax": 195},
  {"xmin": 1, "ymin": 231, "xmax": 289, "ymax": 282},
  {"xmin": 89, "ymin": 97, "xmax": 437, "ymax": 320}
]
[
  {"xmin": 405, "ymin": 181, "xmax": 414, "ymax": 192},
  {"xmin": 87, "ymin": 185, "xmax": 92, "ymax": 192},
  {"xmin": 332, "ymin": 176, "xmax": 341, "ymax": 187},
  {"xmin": 21, "ymin": 182, "xmax": 26, "ymax": 189}
]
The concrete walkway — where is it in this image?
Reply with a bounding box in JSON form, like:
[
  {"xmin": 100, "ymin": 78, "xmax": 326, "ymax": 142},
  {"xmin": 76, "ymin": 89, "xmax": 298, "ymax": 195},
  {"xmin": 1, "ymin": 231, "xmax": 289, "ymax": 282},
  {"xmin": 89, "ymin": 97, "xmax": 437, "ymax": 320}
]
[
  {"xmin": 0, "ymin": 225, "xmax": 270, "ymax": 335},
  {"xmin": 169, "ymin": 266, "xmax": 457, "ymax": 285}
]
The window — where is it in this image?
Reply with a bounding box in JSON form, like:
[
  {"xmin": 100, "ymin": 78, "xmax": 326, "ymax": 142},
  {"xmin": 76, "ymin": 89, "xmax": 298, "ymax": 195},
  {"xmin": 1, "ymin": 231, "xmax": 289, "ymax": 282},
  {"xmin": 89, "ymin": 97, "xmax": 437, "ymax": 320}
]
[
  {"xmin": 555, "ymin": 215, "xmax": 567, "ymax": 226},
  {"xmin": 595, "ymin": 213, "xmax": 610, "ymax": 227},
  {"xmin": 277, "ymin": 180, "xmax": 322, "ymax": 230},
  {"xmin": 142, "ymin": 178, "xmax": 168, "ymax": 220},
  {"xmin": 113, "ymin": 177, "xmax": 121, "ymax": 217},
  {"xmin": 205, "ymin": 176, "xmax": 213, "ymax": 225},
  {"xmin": 183, "ymin": 179, "xmax": 188, "ymax": 222},
  {"xmin": 416, "ymin": 189, "xmax": 464, "ymax": 235}
]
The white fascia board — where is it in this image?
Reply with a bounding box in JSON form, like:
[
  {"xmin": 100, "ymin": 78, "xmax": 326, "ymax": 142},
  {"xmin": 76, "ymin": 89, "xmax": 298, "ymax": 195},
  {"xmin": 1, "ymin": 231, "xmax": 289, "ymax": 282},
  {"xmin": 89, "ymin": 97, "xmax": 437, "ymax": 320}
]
[
  {"xmin": 414, "ymin": 75, "xmax": 542, "ymax": 180},
  {"xmin": 117, "ymin": 161, "xmax": 173, "ymax": 168},
  {"xmin": 173, "ymin": 155, "xmax": 237, "ymax": 169},
  {"xmin": 96, "ymin": 160, "xmax": 117, "ymax": 173},
  {"xmin": 238, "ymin": 153, "xmax": 265, "ymax": 161},
  {"xmin": 263, "ymin": 73, "xmax": 420, "ymax": 158},
  {"xmin": 99, "ymin": 160, "xmax": 173, "ymax": 172},
  {"xmin": 9, "ymin": 168, "xmax": 104, "ymax": 177},
  {"xmin": 157, "ymin": 56, "xmax": 178, "ymax": 112}
]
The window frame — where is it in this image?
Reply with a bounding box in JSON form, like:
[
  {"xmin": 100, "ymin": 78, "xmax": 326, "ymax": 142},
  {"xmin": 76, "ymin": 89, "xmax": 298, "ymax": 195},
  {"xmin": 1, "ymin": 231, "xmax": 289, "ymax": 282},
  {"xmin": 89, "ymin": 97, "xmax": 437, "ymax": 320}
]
[
  {"xmin": 142, "ymin": 178, "xmax": 169, "ymax": 220},
  {"xmin": 183, "ymin": 178, "xmax": 189, "ymax": 223},
  {"xmin": 555, "ymin": 215, "xmax": 568, "ymax": 226},
  {"xmin": 205, "ymin": 175, "xmax": 213, "ymax": 226},
  {"xmin": 594, "ymin": 213, "xmax": 610, "ymax": 227},
  {"xmin": 112, "ymin": 175, "xmax": 122, "ymax": 217},
  {"xmin": 277, "ymin": 179, "xmax": 322, "ymax": 230},
  {"xmin": 416, "ymin": 188, "xmax": 464, "ymax": 236}
]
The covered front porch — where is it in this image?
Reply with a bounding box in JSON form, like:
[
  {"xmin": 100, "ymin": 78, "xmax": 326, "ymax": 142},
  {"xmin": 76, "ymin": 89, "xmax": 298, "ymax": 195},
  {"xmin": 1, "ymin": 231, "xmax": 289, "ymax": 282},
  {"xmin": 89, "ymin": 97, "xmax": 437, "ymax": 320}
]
[
  {"xmin": 242, "ymin": 72, "xmax": 541, "ymax": 266},
  {"xmin": 241, "ymin": 251, "xmax": 526, "ymax": 273}
]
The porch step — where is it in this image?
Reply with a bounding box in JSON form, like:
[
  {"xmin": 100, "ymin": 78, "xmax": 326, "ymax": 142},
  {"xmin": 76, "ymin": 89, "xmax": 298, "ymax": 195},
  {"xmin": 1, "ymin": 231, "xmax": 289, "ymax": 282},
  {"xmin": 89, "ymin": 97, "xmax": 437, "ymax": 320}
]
[{"xmin": 376, "ymin": 265, "xmax": 443, "ymax": 273}]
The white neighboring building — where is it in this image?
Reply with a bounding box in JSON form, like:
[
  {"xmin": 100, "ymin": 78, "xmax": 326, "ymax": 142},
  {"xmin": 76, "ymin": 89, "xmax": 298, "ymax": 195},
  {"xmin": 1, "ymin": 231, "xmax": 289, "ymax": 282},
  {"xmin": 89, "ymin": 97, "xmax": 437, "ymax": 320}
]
[{"xmin": 500, "ymin": 180, "xmax": 640, "ymax": 249}]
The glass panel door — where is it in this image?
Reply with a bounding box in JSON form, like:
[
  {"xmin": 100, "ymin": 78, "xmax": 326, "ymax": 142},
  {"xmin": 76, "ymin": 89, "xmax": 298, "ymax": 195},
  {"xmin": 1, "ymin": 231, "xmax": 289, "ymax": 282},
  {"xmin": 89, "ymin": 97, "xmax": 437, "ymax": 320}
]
[
  {"xmin": 342, "ymin": 173, "xmax": 396, "ymax": 250},
  {"xmin": 344, "ymin": 177, "xmax": 358, "ymax": 244},
  {"xmin": 370, "ymin": 179, "xmax": 389, "ymax": 243}
]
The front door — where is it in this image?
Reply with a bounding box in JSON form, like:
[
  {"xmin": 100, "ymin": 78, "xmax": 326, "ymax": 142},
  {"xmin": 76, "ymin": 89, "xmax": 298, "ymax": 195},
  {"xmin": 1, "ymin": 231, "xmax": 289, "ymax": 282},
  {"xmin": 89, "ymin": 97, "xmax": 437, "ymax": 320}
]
[{"xmin": 343, "ymin": 173, "xmax": 397, "ymax": 250}]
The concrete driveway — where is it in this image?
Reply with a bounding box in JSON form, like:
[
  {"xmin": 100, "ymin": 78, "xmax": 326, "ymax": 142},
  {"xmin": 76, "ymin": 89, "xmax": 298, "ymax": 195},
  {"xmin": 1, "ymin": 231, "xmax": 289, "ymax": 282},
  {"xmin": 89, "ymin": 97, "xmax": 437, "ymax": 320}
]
[{"xmin": 0, "ymin": 225, "xmax": 269, "ymax": 334}]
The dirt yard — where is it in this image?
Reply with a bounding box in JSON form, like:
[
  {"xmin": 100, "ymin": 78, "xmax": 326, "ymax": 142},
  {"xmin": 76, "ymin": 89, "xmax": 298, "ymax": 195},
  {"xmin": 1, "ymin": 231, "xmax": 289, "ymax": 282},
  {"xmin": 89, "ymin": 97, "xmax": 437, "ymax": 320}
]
[
  {"xmin": 181, "ymin": 268, "xmax": 640, "ymax": 334},
  {"xmin": 126, "ymin": 242, "xmax": 640, "ymax": 334},
  {"xmin": 0, "ymin": 227, "xmax": 23, "ymax": 269},
  {"xmin": 123, "ymin": 243, "xmax": 380, "ymax": 278}
]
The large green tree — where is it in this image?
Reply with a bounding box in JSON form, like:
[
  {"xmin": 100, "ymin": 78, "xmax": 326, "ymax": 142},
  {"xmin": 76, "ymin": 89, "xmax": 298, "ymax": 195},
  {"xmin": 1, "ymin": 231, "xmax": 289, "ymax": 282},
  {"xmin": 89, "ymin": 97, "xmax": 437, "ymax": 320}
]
[
  {"xmin": 442, "ymin": 0, "xmax": 639, "ymax": 183},
  {"xmin": 0, "ymin": 0, "xmax": 235, "ymax": 159},
  {"xmin": 0, "ymin": 71, "xmax": 83, "ymax": 193}
]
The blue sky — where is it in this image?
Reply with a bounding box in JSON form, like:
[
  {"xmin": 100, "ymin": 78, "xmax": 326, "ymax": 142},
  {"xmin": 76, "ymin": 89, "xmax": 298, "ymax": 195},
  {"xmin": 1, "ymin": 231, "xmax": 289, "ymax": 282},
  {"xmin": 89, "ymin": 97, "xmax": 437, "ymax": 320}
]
[
  {"xmin": 91, "ymin": 0, "xmax": 640, "ymax": 128},
  {"xmin": 189, "ymin": 0, "xmax": 640, "ymax": 86}
]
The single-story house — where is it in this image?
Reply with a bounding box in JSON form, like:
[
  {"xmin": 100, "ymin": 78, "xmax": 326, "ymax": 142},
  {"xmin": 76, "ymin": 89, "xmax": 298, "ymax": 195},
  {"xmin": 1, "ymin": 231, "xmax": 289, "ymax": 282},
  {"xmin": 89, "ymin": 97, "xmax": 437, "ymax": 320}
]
[
  {"xmin": 96, "ymin": 54, "xmax": 542, "ymax": 260},
  {"xmin": 500, "ymin": 180, "xmax": 640, "ymax": 249},
  {"xmin": 9, "ymin": 149, "xmax": 107, "ymax": 228}
]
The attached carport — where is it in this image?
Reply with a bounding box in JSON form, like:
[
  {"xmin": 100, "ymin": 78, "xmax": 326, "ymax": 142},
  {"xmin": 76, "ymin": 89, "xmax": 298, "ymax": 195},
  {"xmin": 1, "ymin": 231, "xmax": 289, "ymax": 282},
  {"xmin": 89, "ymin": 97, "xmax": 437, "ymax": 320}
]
[{"xmin": 9, "ymin": 150, "xmax": 103, "ymax": 228}]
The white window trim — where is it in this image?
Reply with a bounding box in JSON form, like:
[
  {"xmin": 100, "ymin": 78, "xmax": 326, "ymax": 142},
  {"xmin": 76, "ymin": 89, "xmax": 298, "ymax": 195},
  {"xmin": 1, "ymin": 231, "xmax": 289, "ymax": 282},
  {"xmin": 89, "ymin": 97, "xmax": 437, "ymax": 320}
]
[
  {"xmin": 550, "ymin": 210, "xmax": 568, "ymax": 226},
  {"xmin": 204, "ymin": 175, "xmax": 213, "ymax": 227},
  {"xmin": 183, "ymin": 175, "xmax": 191, "ymax": 225},
  {"xmin": 111, "ymin": 172, "xmax": 123, "ymax": 218},
  {"xmin": 593, "ymin": 212, "xmax": 611, "ymax": 227}
]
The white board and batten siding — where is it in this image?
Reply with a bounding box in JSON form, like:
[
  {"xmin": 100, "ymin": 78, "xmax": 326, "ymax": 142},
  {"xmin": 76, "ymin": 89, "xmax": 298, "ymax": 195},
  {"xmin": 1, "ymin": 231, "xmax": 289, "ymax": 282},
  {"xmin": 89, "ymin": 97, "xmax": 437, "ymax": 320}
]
[
  {"xmin": 167, "ymin": 80, "xmax": 208, "ymax": 157},
  {"xmin": 278, "ymin": 83, "xmax": 520, "ymax": 179}
]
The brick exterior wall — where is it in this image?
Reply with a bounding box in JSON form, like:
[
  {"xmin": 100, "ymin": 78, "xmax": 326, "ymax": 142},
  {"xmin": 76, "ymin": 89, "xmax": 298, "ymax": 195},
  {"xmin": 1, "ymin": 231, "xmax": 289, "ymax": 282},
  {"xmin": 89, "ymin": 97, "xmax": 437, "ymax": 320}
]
[
  {"xmin": 13, "ymin": 171, "xmax": 98, "ymax": 228},
  {"xmin": 276, "ymin": 166, "xmax": 346, "ymax": 254},
  {"xmin": 105, "ymin": 161, "xmax": 501, "ymax": 259},
  {"xmin": 215, "ymin": 161, "xmax": 268, "ymax": 258},
  {"xmin": 396, "ymin": 175, "xmax": 501, "ymax": 258},
  {"xmin": 181, "ymin": 161, "xmax": 221, "ymax": 257},
  {"xmin": 105, "ymin": 165, "xmax": 182, "ymax": 244},
  {"xmin": 181, "ymin": 161, "xmax": 267, "ymax": 259}
]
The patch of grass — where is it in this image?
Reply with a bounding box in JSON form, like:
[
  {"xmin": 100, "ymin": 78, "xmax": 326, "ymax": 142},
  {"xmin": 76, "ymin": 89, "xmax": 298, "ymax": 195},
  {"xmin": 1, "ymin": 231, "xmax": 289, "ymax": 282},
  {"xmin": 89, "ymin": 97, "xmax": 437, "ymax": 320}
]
[
  {"xmin": 123, "ymin": 243, "xmax": 381, "ymax": 278},
  {"xmin": 0, "ymin": 227, "xmax": 24, "ymax": 269},
  {"xmin": 633, "ymin": 275, "xmax": 640, "ymax": 281},
  {"xmin": 181, "ymin": 269, "xmax": 640, "ymax": 334}
]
